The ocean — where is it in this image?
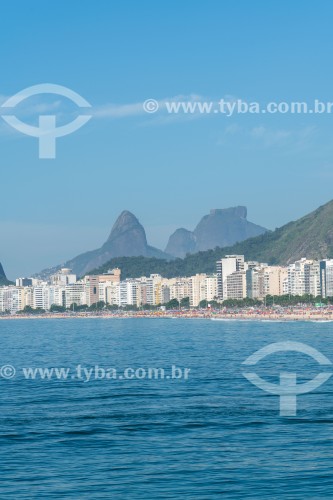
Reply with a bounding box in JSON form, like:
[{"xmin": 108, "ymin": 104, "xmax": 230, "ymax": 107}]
[{"xmin": 1, "ymin": 318, "xmax": 333, "ymax": 499}]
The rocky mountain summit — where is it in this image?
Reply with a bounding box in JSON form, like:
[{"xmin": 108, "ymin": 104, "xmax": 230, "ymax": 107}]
[
  {"xmin": 165, "ymin": 207, "xmax": 268, "ymax": 258},
  {"xmin": 37, "ymin": 211, "xmax": 170, "ymax": 279}
]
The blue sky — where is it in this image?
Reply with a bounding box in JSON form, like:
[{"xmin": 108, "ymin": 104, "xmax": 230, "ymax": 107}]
[{"xmin": 1, "ymin": 0, "xmax": 333, "ymax": 278}]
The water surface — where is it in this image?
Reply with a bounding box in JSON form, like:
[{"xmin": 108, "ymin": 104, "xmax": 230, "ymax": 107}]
[{"xmin": 1, "ymin": 318, "xmax": 333, "ymax": 499}]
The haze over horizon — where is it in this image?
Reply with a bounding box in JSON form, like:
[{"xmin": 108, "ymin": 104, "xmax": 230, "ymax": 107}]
[
  {"xmin": 1, "ymin": 1, "xmax": 333, "ymax": 278},
  {"xmin": 3, "ymin": 200, "xmax": 332, "ymax": 280}
]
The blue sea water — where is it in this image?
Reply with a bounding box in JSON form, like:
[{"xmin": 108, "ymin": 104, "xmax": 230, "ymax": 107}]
[{"xmin": 1, "ymin": 318, "xmax": 333, "ymax": 499}]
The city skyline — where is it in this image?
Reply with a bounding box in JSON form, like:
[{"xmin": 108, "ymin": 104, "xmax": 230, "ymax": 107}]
[{"xmin": 2, "ymin": 255, "xmax": 333, "ymax": 315}]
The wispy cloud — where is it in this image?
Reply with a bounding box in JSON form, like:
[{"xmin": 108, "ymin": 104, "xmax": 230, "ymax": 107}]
[
  {"xmin": 93, "ymin": 94, "xmax": 207, "ymax": 120},
  {"xmin": 0, "ymin": 92, "xmax": 217, "ymax": 134},
  {"xmin": 0, "ymin": 88, "xmax": 240, "ymax": 126},
  {"xmin": 0, "ymin": 88, "xmax": 324, "ymax": 146},
  {"xmin": 93, "ymin": 101, "xmax": 146, "ymax": 118}
]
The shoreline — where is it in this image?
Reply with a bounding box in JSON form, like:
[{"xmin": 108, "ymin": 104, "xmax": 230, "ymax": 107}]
[{"xmin": 1, "ymin": 310, "xmax": 333, "ymax": 322}]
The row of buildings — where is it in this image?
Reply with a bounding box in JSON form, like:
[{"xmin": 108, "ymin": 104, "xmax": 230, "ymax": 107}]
[
  {"xmin": 218, "ymin": 255, "xmax": 333, "ymax": 300},
  {"xmin": 1, "ymin": 256, "xmax": 333, "ymax": 314}
]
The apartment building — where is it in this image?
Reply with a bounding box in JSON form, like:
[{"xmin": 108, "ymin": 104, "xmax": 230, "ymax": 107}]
[
  {"xmin": 247, "ymin": 265, "xmax": 288, "ymax": 299},
  {"xmin": 65, "ymin": 282, "xmax": 87, "ymax": 308},
  {"xmin": 0, "ymin": 286, "xmax": 24, "ymax": 314},
  {"xmin": 188, "ymin": 274, "xmax": 218, "ymax": 306},
  {"xmin": 216, "ymin": 255, "xmax": 246, "ymax": 300},
  {"xmin": 320, "ymin": 259, "xmax": 333, "ymax": 298},
  {"xmin": 169, "ymin": 277, "xmax": 190, "ymax": 303},
  {"xmin": 85, "ymin": 268, "xmax": 121, "ymax": 307}
]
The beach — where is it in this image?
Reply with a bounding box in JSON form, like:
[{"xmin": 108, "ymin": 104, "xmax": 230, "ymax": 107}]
[{"xmin": 1, "ymin": 307, "xmax": 333, "ymax": 321}]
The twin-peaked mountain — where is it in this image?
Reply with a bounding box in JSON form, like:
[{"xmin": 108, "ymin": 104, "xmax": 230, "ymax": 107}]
[{"xmin": 36, "ymin": 207, "xmax": 267, "ymax": 279}]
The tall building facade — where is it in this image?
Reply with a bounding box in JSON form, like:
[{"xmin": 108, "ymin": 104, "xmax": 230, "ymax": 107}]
[
  {"xmin": 320, "ymin": 259, "xmax": 333, "ymax": 298},
  {"xmin": 216, "ymin": 255, "xmax": 246, "ymax": 300}
]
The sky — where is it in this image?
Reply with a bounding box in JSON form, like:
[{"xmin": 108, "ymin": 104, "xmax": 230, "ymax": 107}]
[{"xmin": 1, "ymin": 0, "xmax": 333, "ymax": 279}]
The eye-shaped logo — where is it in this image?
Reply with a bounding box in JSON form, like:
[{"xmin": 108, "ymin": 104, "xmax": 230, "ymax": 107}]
[
  {"xmin": 242, "ymin": 341, "xmax": 332, "ymax": 416},
  {"xmin": 1, "ymin": 84, "xmax": 92, "ymax": 159}
]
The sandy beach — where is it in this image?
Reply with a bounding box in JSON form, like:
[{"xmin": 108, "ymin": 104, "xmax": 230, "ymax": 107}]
[{"xmin": 1, "ymin": 308, "xmax": 333, "ymax": 321}]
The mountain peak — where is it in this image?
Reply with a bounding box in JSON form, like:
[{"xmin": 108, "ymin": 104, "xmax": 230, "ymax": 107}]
[
  {"xmin": 165, "ymin": 206, "xmax": 267, "ymax": 258},
  {"xmin": 36, "ymin": 210, "xmax": 170, "ymax": 278},
  {"xmin": 115, "ymin": 210, "xmax": 138, "ymax": 222},
  {"xmin": 107, "ymin": 210, "xmax": 145, "ymax": 239},
  {"xmin": 105, "ymin": 210, "xmax": 148, "ymax": 252},
  {"xmin": 210, "ymin": 206, "xmax": 247, "ymax": 218},
  {"xmin": 212, "ymin": 198, "xmax": 333, "ymax": 265}
]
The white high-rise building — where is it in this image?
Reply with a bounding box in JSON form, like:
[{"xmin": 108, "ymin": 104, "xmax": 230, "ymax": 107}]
[
  {"xmin": 189, "ymin": 274, "xmax": 207, "ymax": 307},
  {"xmin": 304, "ymin": 261, "xmax": 321, "ymax": 297},
  {"xmin": 169, "ymin": 278, "xmax": 190, "ymax": 303},
  {"xmin": 288, "ymin": 258, "xmax": 312, "ymax": 296},
  {"xmin": 216, "ymin": 255, "xmax": 246, "ymax": 300},
  {"xmin": 188, "ymin": 274, "xmax": 218, "ymax": 307},
  {"xmin": 105, "ymin": 282, "xmax": 120, "ymax": 306},
  {"xmin": 145, "ymin": 274, "xmax": 163, "ymax": 305},
  {"xmin": 119, "ymin": 280, "xmax": 138, "ymax": 307},
  {"xmin": 0, "ymin": 286, "xmax": 25, "ymax": 314},
  {"xmin": 65, "ymin": 282, "xmax": 87, "ymax": 308},
  {"xmin": 32, "ymin": 285, "xmax": 65, "ymax": 310},
  {"xmin": 33, "ymin": 285, "xmax": 49, "ymax": 310},
  {"xmin": 205, "ymin": 275, "xmax": 218, "ymax": 302}
]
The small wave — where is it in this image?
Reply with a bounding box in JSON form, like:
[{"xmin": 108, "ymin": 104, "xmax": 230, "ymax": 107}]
[{"xmin": 310, "ymin": 320, "xmax": 333, "ymax": 323}]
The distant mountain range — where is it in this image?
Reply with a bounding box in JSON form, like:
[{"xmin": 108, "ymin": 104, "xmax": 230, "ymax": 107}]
[
  {"xmin": 35, "ymin": 206, "xmax": 268, "ymax": 279},
  {"xmin": 5, "ymin": 200, "xmax": 332, "ymax": 281},
  {"xmin": 87, "ymin": 199, "xmax": 333, "ymax": 279},
  {"xmin": 165, "ymin": 206, "xmax": 267, "ymax": 257}
]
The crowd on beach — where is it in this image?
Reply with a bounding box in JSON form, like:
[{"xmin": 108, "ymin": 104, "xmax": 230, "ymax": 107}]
[{"xmin": 1, "ymin": 305, "xmax": 333, "ymax": 321}]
